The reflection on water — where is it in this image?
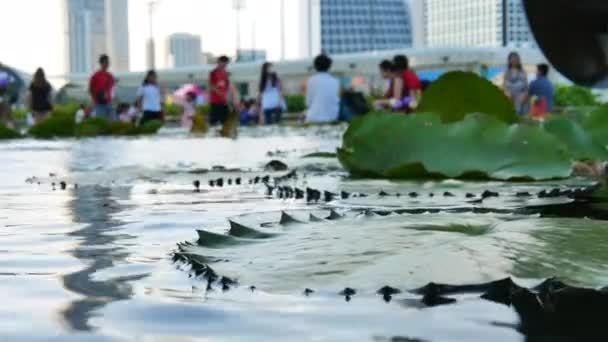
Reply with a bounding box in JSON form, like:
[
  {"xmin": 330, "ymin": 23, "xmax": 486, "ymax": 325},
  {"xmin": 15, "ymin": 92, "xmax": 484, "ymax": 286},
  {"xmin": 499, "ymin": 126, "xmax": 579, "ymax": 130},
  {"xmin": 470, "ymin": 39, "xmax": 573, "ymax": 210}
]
[
  {"xmin": 62, "ymin": 185, "xmax": 147, "ymax": 331},
  {"xmin": 0, "ymin": 127, "xmax": 606, "ymax": 341}
]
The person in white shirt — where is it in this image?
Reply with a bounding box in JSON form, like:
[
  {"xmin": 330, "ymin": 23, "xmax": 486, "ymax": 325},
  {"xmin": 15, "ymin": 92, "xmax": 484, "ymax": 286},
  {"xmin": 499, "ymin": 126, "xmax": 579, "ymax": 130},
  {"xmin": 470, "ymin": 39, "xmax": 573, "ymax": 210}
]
[
  {"xmin": 136, "ymin": 70, "xmax": 163, "ymax": 125},
  {"xmin": 305, "ymin": 54, "xmax": 340, "ymax": 123},
  {"xmin": 258, "ymin": 62, "xmax": 284, "ymax": 125}
]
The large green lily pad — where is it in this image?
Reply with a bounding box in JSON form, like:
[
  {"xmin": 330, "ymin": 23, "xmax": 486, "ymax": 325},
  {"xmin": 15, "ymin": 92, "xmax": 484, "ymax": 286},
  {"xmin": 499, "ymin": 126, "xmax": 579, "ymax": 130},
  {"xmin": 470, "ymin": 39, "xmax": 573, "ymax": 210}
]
[
  {"xmin": 583, "ymin": 105, "xmax": 608, "ymax": 149},
  {"xmin": 338, "ymin": 112, "xmax": 572, "ymax": 180},
  {"xmin": 542, "ymin": 116, "xmax": 608, "ymax": 160},
  {"xmin": 417, "ymin": 71, "xmax": 518, "ymax": 123}
]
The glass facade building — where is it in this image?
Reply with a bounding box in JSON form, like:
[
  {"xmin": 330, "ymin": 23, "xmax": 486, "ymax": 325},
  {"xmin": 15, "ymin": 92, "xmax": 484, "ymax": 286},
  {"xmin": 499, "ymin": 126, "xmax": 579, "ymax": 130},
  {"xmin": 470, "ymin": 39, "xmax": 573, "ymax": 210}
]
[
  {"xmin": 301, "ymin": 0, "xmax": 413, "ymax": 57},
  {"xmin": 423, "ymin": 0, "xmax": 535, "ymax": 48}
]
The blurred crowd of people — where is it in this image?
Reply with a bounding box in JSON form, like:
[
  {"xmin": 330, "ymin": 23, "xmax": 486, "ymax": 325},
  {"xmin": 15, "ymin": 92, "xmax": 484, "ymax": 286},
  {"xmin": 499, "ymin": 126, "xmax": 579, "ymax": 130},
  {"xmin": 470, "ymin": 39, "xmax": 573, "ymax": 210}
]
[{"xmin": 0, "ymin": 49, "xmax": 556, "ymax": 130}]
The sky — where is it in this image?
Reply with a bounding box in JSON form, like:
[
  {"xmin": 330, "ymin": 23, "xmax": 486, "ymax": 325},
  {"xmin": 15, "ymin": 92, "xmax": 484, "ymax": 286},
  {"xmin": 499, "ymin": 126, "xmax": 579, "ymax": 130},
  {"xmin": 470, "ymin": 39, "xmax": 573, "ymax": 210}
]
[{"xmin": 0, "ymin": 0, "xmax": 303, "ymax": 76}]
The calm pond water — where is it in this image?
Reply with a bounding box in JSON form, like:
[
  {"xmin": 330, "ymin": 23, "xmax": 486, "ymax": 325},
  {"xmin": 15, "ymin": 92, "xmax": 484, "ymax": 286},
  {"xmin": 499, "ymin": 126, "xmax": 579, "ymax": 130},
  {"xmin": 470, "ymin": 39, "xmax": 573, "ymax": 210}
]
[{"xmin": 0, "ymin": 126, "xmax": 606, "ymax": 342}]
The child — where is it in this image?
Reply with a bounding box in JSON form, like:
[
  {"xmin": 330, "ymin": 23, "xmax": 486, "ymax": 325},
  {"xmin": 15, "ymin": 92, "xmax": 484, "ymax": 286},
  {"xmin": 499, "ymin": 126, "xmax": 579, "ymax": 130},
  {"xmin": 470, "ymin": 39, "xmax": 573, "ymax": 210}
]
[
  {"xmin": 75, "ymin": 104, "xmax": 87, "ymax": 123},
  {"xmin": 181, "ymin": 92, "xmax": 197, "ymax": 130}
]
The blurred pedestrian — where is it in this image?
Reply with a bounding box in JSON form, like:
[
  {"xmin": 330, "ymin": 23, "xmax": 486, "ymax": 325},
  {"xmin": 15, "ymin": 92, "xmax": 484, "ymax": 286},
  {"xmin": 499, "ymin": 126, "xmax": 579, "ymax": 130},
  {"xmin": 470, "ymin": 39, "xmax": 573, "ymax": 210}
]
[
  {"xmin": 181, "ymin": 92, "xmax": 197, "ymax": 130},
  {"xmin": 208, "ymin": 56, "xmax": 232, "ymax": 126},
  {"xmin": 503, "ymin": 52, "xmax": 529, "ymax": 115},
  {"xmin": 0, "ymin": 67, "xmax": 14, "ymax": 128},
  {"xmin": 136, "ymin": 70, "xmax": 163, "ymax": 125},
  {"xmin": 528, "ymin": 63, "xmax": 555, "ymax": 118},
  {"xmin": 393, "ymin": 54, "xmax": 422, "ymax": 112},
  {"xmin": 305, "ymin": 54, "xmax": 340, "ymax": 123},
  {"xmin": 89, "ymin": 54, "xmax": 115, "ymax": 120},
  {"xmin": 373, "ymin": 60, "xmax": 407, "ymax": 111},
  {"xmin": 27, "ymin": 68, "xmax": 53, "ymax": 123},
  {"xmin": 258, "ymin": 62, "xmax": 284, "ymax": 124}
]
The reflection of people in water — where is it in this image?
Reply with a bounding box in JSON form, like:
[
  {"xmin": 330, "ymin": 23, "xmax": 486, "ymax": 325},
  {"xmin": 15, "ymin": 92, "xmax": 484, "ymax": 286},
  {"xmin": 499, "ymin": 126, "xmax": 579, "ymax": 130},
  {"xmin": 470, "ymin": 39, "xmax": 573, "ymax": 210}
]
[{"xmin": 62, "ymin": 185, "xmax": 145, "ymax": 331}]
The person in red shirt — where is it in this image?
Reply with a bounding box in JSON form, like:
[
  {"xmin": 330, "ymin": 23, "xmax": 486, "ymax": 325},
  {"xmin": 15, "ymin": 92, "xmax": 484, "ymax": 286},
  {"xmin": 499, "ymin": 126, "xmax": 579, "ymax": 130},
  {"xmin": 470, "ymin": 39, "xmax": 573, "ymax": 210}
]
[
  {"xmin": 89, "ymin": 54, "xmax": 116, "ymax": 120},
  {"xmin": 393, "ymin": 55, "xmax": 422, "ymax": 112},
  {"xmin": 208, "ymin": 55, "xmax": 232, "ymax": 125}
]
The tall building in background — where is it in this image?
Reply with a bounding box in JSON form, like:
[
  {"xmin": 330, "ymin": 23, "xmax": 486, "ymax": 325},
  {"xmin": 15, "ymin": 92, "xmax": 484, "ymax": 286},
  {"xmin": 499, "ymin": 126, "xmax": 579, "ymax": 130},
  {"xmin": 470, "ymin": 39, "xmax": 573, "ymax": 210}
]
[
  {"xmin": 65, "ymin": 0, "xmax": 130, "ymax": 74},
  {"xmin": 423, "ymin": 0, "xmax": 535, "ymax": 48},
  {"xmin": 300, "ymin": 0, "xmax": 413, "ymax": 57},
  {"xmin": 409, "ymin": 0, "xmax": 426, "ymax": 48},
  {"xmin": 105, "ymin": 0, "xmax": 130, "ymax": 72},
  {"xmin": 165, "ymin": 33, "xmax": 203, "ymax": 68}
]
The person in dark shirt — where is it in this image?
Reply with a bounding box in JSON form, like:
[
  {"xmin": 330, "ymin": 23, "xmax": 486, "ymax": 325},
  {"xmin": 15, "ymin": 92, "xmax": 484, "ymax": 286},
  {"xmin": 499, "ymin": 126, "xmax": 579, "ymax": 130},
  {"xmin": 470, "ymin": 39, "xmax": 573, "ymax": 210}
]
[
  {"xmin": 529, "ymin": 64, "xmax": 555, "ymax": 116},
  {"xmin": 28, "ymin": 68, "xmax": 53, "ymax": 123}
]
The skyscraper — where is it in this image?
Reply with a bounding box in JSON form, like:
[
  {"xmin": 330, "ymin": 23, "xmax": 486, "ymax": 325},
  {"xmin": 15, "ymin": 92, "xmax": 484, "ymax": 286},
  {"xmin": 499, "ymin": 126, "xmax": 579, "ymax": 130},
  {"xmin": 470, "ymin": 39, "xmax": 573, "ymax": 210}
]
[
  {"xmin": 300, "ymin": 0, "xmax": 413, "ymax": 57},
  {"xmin": 105, "ymin": 0, "xmax": 130, "ymax": 72},
  {"xmin": 65, "ymin": 0, "xmax": 130, "ymax": 74},
  {"xmin": 423, "ymin": 0, "xmax": 536, "ymax": 48},
  {"xmin": 166, "ymin": 33, "xmax": 203, "ymax": 68}
]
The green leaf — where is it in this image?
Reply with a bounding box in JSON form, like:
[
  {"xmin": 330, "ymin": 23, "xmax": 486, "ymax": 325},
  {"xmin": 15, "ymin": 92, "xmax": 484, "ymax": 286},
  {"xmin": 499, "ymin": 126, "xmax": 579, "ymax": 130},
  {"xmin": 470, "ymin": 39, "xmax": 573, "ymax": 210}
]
[
  {"xmin": 583, "ymin": 105, "xmax": 608, "ymax": 149},
  {"xmin": 542, "ymin": 116, "xmax": 608, "ymax": 160},
  {"xmin": 0, "ymin": 123, "xmax": 21, "ymax": 139},
  {"xmin": 338, "ymin": 112, "xmax": 572, "ymax": 180},
  {"xmin": 302, "ymin": 152, "xmax": 337, "ymax": 158},
  {"xmin": 417, "ymin": 71, "xmax": 518, "ymax": 123}
]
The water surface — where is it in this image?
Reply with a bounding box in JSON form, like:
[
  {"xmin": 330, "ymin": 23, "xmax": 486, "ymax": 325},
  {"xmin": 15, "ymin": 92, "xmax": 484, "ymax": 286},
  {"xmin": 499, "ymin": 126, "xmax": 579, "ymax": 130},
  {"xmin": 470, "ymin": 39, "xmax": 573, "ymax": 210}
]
[{"xmin": 0, "ymin": 126, "xmax": 605, "ymax": 341}]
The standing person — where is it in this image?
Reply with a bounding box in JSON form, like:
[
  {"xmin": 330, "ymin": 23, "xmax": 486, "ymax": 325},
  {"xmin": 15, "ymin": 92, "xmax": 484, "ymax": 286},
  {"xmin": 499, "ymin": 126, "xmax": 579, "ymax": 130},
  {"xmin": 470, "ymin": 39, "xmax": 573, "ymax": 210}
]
[
  {"xmin": 258, "ymin": 62, "xmax": 284, "ymax": 125},
  {"xmin": 528, "ymin": 64, "xmax": 555, "ymax": 118},
  {"xmin": 136, "ymin": 70, "xmax": 163, "ymax": 126},
  {"xmin": 305, "ymin": 54, "xmax": 340, "ymax": 123},
  {"xmin": 27, "ymin": 68, "xmax": 53, "ymax": 123},
  {"xmin": 503, "ymin": 52, "xmax": 529, "ymax": 115},
  {"xmin": 180, "ymin": 92, "xmax": 197, "ymax": 130},
  {"xmin": 0, "ymin": 67, "xmax": 14, "ymax": 128},
  {"xmin": 89, "ymin": 54, "xmax": 115, "ymax": 120},
  {"xmin": 393, "ymin": 55, "xmax": 422, "ymax": 112},
  {"xmin": 208, "ymin": 56, "xmax": 232, "ymax": 126}
]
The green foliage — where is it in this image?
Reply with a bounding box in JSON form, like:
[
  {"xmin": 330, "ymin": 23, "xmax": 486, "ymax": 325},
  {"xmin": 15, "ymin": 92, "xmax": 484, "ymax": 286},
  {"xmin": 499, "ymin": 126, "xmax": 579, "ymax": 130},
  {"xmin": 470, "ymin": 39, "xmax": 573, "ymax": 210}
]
[
  {"xmin": 197, "ymin": 105, "xmax": 210, "ymax": 116},
  {"xmin": 164, "ymin": 103, "xmax": 183, "ymax": 118},
  {"xmin": 75, "ymin": 118, "xmax": 162, "ymax": 137},
  {"xmin": 0, "ymin": 123, "xmax": 21, "ymax": 139},
  {"xmin": 138, "ymin": 120, "xmax": 163, "ymax": 135},
  {"xmin": 286, "ymin": 94, "xmax": 306, "ymax": 113},
  {"xmin": 338, "ymin": 112, "xmax": 572, "ymax": 180},
  {"xmin": 11, "ymin": 109, "xmax": 28, "ymax": 121},
  {"xmin": 554, "ymin": 84, "xmax": 599, "ymax": 107},
  {"xmin": 417, "ymin": 71, "xmax": 518, "ymax": 123},
  {"xmin": 28, "ymin": 109, "xmax": 76, "ymax": 139},
  {"xmin": 75, "ymin": 117, "xmax": 112, "ymax": 137}
]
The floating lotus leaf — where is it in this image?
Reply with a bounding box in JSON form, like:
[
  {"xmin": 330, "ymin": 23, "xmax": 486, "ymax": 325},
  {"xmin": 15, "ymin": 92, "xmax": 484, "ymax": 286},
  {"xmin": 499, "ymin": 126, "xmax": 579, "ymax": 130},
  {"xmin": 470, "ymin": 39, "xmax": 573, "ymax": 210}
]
[
  {"xmin": 417, "ymin": 71, "xmax": 518, "ymax": 123},
  {"xmin": 542, "ymin": 116, "xmax": 608, "ymax": 160},
  {"xmin": 583, "ymin": 105, "xmax": 608, "ymax": 148},
  {"xmin": 338, "ymin": 112, "xmax": 572, "ymax": 180}
]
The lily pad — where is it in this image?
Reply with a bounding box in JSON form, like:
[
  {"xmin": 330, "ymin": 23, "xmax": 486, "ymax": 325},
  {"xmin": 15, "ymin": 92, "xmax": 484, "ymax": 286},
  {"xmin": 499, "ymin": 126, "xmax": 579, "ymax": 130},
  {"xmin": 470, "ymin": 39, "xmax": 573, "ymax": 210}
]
[
  {"xmin": 583, "ymin": 105, "xmax": 608, "ymax": 149},
  {"xmin": 417, "ymin": 71, "xmax": 518, "ymax": 123},
  {"xmin": 542, "ymin": 116, "xmax": 608, "ymax": 160},
  {"xmin": 337, "ymin": 112, "xmax": 572, "ymax": 180},
  {"xmin": 302, "ymin": 152, "xmax": 337, "ymax": 158}
]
